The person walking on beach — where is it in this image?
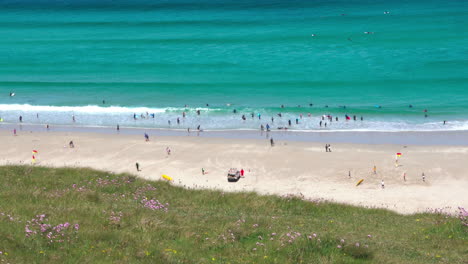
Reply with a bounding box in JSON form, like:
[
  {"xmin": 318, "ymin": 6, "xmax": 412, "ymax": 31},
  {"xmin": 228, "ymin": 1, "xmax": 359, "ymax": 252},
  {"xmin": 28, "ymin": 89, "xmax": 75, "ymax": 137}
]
[
  {"xmin": 13, "ymin": 129, "xmax": 16, "ymax": 136},
  {"xmin": 136, "ymin": 162, "xmax": 140, "ymax": 172},
  {"xmin": 202, "ymin": 168, "xmax": 205, "ymax": 175},
  {"xmin": 166, "ymin": 147, "xmax": 171, "ymax": 156},
  {"xmin": 117, "ymin": 124, "xmax": 120, "ymax": 131},
  {"xmin": 373, "ymin": 165, "xmax": 377, "ymax": 175},
  {"xmin": 403, "ymin": 172, "xmax": 406, "ymax": 181},
  {"xmin": 19, "ymin": 116, "xmax": 22, "ymax": 122},
  {"xmin": 422, "ymin": 172, "xmax": 425, "ymax": 182},
  {"xmin": 381, "ymin": 179, "xmax": 385, "ymax": 189},
  {"xmin": 325, "ymin": 144, "xmax": 329, "ymax": 152},
  {"xmin": 270, "ymin": 138, "xmax": 274, "ymax": 147},
  {"xmin": 144, "ymin": 133, "xmax": 149, "ymax": 141},
  {"xmin": 240, "ymin": 169, "xmax": 244, "ymax": 177},
  {"xmin": 328, "ymin": 144, "xmax": 332, "ymax": 152},
  {"xmin": 69, "ymin": 141, "xmax": 74, "ymax": 148}
]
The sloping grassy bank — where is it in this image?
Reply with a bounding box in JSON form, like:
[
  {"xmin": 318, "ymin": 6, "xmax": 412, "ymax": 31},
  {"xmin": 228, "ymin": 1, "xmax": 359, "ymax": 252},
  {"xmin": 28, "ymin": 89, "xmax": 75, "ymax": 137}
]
[{"xmin": 0, "ymin": 166, "xmax": 466, "ymax": 263}]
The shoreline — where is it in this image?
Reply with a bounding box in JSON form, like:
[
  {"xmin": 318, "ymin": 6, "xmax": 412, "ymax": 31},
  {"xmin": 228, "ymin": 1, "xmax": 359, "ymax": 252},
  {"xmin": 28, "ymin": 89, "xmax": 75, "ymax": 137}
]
[
  {"xmin": 1, "ymin": 129, "xmax": 467, "ymax": 214},
  {"xmin": 2, "ymin": 123, "xmax": 468, "ymax": 146}
]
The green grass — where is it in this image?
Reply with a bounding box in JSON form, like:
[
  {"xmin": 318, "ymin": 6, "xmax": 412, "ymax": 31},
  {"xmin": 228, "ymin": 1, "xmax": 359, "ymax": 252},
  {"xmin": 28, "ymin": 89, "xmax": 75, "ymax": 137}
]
[{"xmin": 0, "ymin": 166, "xmax": 466, "ymax": 264}]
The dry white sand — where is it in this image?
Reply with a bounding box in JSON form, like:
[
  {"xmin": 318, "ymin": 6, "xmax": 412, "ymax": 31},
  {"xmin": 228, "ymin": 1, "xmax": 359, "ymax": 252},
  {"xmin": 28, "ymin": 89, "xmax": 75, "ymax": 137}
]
[{"xmin": 1, "ymin": 129, "xmax": 467, "ymax": 214}]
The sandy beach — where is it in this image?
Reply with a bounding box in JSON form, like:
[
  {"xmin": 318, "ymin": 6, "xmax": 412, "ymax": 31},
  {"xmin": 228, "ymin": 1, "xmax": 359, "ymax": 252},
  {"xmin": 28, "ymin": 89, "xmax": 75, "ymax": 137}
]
[{"xmin": 1, "ymin": 128, "xmax": 467, "ymax": 214}]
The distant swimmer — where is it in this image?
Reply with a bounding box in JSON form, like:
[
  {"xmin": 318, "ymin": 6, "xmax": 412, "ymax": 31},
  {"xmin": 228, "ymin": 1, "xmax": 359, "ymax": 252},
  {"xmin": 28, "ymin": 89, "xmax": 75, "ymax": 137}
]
[
  {"xmin": 9, "ymin": 92, "xmax": 15, "ymax": 97},
  {"xmin": 384, "ymin": 11, "xmax": 390, "ymax": 14},
  {"xmin": 311, "ymin": 34, "xmax": 316, "ymax": 37},
  {"xmin": 409, "ymin": 104, "xmax": 413, "ymax": 108},
  {"xmin": 443, "ymin": 120, "xmax": 446, "ymax": 125},
  {"xmin": 309, "ymin": 103, "xmax": 313, "ymax": 107},
  {"xmin": 364, "ymin": 31, "xmax": 375, "ymax": 34},
  {"xmin": 102, "ymin": 100, "xmax": 106, "ymax": 104}
]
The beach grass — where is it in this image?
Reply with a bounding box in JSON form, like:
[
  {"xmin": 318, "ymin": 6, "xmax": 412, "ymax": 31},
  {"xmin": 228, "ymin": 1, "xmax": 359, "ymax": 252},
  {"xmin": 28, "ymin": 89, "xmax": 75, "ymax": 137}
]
[{"xmin": 0, "ymin": 165, "xmax": 466, "ymax": 263}]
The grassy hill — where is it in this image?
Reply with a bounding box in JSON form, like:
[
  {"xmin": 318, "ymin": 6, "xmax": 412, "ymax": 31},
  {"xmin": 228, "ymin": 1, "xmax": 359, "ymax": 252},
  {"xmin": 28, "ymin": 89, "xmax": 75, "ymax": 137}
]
[{"xmin": 0, "ymin": 166, "xmax": 466, "ymax": 263}]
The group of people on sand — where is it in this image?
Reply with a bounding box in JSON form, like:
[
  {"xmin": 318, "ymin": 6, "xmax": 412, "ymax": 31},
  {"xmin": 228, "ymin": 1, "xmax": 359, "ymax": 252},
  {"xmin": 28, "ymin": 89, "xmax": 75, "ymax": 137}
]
[{"xmin": 370, "ymin": 163, "xmax": 427, "ymax": 189}]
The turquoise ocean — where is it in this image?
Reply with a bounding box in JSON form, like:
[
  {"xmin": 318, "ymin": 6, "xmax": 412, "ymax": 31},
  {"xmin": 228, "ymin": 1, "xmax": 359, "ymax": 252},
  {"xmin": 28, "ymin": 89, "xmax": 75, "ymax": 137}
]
[{"xmin": 0, "ymin": 0, "xmax": 467, "ymax": 131}]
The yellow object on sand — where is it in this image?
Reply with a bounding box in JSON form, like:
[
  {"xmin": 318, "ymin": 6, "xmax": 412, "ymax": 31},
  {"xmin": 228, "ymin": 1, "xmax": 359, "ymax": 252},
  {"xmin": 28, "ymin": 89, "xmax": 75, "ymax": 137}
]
[
  {"xmin": 162, "ymin": 174, "xmax": 173, "ymax": 181},
  {"xmin": 356, "ymin": 179, "xmax": 364, "ymax": 186}
]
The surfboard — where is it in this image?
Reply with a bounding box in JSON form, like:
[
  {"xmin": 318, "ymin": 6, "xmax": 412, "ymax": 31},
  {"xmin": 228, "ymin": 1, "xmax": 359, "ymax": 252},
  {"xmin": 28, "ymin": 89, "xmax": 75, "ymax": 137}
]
[
  {"xmin": 356, "ymin": 179, "xmax": 364, "ymax": 186},
  {"xmin": 162, "ymin": 174, "xmax": 173, "ymax": 181}
]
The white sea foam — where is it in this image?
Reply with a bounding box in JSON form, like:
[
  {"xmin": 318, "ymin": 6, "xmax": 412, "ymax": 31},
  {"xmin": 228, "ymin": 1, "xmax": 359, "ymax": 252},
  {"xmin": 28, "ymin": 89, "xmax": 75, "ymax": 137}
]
[
  {"xmin": 0, "ymin": 104, "xmax": 167, "ymax": 114},
  {"xmin": 1, "ymin": 104, "xmax": 467, "ymax": 132}
]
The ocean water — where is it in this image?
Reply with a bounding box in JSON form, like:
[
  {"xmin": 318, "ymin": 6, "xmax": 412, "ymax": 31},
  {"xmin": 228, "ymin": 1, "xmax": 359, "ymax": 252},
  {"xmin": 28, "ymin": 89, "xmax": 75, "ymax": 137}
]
[{"xmin": 0, "ymin": 0, "xmax": 467, "ymax": 131}]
